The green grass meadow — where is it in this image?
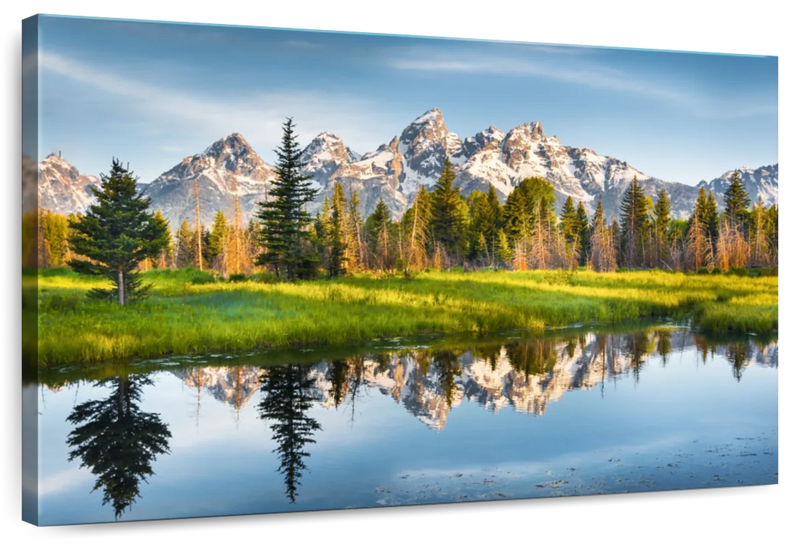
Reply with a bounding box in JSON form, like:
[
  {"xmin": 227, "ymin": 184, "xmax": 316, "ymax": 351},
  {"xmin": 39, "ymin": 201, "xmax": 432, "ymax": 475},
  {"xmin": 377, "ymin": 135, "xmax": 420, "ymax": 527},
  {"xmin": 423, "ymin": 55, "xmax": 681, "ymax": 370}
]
[{"xmin": 32, "ymin": 267, "xmax": 778, "ymax": 366}]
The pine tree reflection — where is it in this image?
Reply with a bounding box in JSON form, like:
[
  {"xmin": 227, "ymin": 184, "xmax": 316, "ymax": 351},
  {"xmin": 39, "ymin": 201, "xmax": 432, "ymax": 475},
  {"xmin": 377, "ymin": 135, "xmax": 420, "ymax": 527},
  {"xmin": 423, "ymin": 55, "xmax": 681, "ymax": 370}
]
[
  {"xmin": 257, "ymin": 364, "xmax": 322, "ymax": 503},
  {"xmin": 66, "ymin": 375, "xmax": 171, "ymax": 520}
]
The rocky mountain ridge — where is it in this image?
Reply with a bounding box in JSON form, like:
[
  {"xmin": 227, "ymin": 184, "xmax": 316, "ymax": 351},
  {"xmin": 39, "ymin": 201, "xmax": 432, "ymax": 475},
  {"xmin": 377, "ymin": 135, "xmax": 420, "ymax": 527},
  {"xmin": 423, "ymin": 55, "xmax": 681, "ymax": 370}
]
[{"xmin": 34, "ymin": 109, "xmax": 778, "ymax": 225}]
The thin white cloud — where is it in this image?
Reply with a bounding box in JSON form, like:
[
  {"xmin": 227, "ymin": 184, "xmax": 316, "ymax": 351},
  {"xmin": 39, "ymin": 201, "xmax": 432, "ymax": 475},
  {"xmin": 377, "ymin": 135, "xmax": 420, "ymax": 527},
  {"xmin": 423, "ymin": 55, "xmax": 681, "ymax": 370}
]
[
  {"xmin": 39, "ymin": 51, "xmax": 401, "ymax": 163},
  {"xmin": 390, "ymin": 55, "xmax": 775, "ymax": 120}
]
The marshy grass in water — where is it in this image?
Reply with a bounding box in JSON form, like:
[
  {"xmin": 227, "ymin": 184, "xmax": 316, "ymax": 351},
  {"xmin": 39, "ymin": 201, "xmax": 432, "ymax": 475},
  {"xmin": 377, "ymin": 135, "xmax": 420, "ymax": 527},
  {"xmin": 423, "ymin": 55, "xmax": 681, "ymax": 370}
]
[{"xmin": 35, "ymin": 267, "xmax": 777, "ymax": 366}]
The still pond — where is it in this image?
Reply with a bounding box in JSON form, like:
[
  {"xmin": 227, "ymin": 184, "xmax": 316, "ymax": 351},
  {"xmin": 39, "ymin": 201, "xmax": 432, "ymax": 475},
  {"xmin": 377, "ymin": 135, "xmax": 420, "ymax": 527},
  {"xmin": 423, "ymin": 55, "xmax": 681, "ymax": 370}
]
[{"xmin": 29, "ymin": 324, "xmax": 778, "ymax": 525}]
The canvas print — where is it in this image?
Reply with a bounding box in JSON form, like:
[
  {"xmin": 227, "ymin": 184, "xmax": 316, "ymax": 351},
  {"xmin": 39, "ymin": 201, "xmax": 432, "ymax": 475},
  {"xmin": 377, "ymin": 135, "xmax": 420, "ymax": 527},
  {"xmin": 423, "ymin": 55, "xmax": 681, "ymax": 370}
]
[{"xmin": 21, "ymin": 15, "xmax": 778, "ymax": 526}]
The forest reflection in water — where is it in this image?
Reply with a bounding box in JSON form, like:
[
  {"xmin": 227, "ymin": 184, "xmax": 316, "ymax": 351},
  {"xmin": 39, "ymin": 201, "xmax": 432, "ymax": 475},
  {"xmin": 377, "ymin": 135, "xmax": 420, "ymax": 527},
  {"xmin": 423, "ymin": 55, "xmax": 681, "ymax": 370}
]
[{"xmin": 43, "ymin": 326, "xmax": 777, "ymax": 523}]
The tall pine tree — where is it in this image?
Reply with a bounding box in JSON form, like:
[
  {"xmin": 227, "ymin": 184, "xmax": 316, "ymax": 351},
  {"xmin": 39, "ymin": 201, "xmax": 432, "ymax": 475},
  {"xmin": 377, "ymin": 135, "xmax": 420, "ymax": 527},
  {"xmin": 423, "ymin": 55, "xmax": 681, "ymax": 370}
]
[
  {"xmin": 723, "ymin": 171, "xmax": 751, "ymax": 229},
  {"xmin": 430, "ymin": 157, "xmax": 467, "ymax": 264},
  {"xmin": 654, "ymin": 190, "xmax": 671, "ymax": 268},
  {"xmin": 467, "ymin": 191, "xmax": 498, "ymax": 265},
  {"xmin": 255, "ymin": 119, "xmax": 318, "ymax": 280},
  {"xmin": 619, "ymin": 177, "xmax": 649, "ymax": 268},
  {"xmin": 575, "ymin": 202, "xmax": 591, "ymax": 266},
  {"xmin": 153, "ymin": 210, "xmax": 174, "ymax": 269},
  {"xmin": 207, "ymin": 211, "xmax": 229, "ymax": 271},
  {"xmin": 175, "ymin": 221, "xmax": 194, "ymax": 268},
  {"xmin": 346, "ymin": 190, "xmax": 366, "ymax": 272},
  {"xmin": 700, "ymin": 192, "xmax": 720, "ymax": 251},
  {"xmin": 365, "ymin": 199, "xmax": 394, "ymax": 271},
  {"xmin": 560, "ymin": 196, "xmax": 579, "ymax": 248},
  {"xmin": 327, "ymin": 182, "xmax": 349, "ymax": 277}
]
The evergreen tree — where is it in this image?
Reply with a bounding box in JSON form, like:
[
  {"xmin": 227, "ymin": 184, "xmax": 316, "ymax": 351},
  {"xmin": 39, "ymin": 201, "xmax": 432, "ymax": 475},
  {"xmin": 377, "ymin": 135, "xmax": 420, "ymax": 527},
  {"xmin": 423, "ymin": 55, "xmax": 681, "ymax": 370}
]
[
  {"xmin": 313, "ymin": 198, "xmax": 332, "ymax": 273},
  {"xmin": 346, "ymin": 190, "xmax": 366, "ymax": 272},
  {"xmin": 591, "ymin": 201, "xmax": 606, "ymax": 233},
  {"xmin": 175, "ymin": 221, "xmax": 194, "ymax": 268},
  {"xmin": 255, "ymin": 119, "xmax": 318, "ymax": 280},
  {"xmin": 701, "ymin": 192, "xmax": 720, "ymax": 250},
  {"xmin": 365, "ymin": 199, "xmax": 394, "ymax": 271},
  {"xmin": 619, "ymin": 177, "xmax": 649, "ymax": 268},
  {"xmin": 495, "ymin": 229, "xmax": 513, "ymax": 269},
  {"xmin": 153, "ymin": 210, "xmax": 174, "ymax": 269},
  {"xmin": 723, "ymin": 171, "xmax": 751, "ymax": 228},
  {"xmin": 560, "ymin": 196, "xmax": 579, "ymax": 248},
  {"xmin": 328, "ymin": 183, "xmax": 349, "ymax": 277},
  {"xmin": 503, "ymin": 177, "xmax": 555, "ymax": 243},
  {"xmin": 486, "ymin": 185, "xmax": 503, "ymax": 234},
  {"xmin": 207, "ymin": 211, "xmax": 229, "ymax": 271},
  {"xmin": 430, "ymin": 157, "xmax": 467, "ymax": 264},
  {"xmin": 654, "ymin": 190, "xmax": 671, "ymax": 267},
  {"xmin": 575, "ymin": 202, "xmax": 591, "ymax": 266},
  {"xmin": 467, "ymin": 191, "xmax": 497, "ymax": 265},
  {"xmin": 690, "ymin": 187, "xmax": 707, "ymax": 224},
  {"xmin": 244, "ymin": 219, "xmax": 262, "ymax": 267},
  {"xmin": 68, "ymin": 159, "xmax": 168, "ymax": 304}
]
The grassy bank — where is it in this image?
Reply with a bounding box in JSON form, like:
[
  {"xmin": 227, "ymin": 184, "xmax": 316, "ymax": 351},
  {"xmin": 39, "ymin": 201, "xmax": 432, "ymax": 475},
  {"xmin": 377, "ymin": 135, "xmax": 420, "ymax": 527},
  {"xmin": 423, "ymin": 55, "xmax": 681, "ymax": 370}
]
[{"xmin": 34, "ymin": 267, "xmax": 777, "ymax": 366}]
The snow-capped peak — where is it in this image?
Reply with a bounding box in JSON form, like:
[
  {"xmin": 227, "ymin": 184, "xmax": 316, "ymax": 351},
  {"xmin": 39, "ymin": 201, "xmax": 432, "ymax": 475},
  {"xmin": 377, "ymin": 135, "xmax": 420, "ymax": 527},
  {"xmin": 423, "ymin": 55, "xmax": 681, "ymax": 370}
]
[
  {"xmin": 308, "ymin": 131, "xmax": 344, "ymax": 146},
  {"xmin": 42, "ymin": 152, "xmax": 73, "ymax": 167},
  {"xmin": 202, "ymin": 133, "xmax": 251, "ymax": 158},
  {"xmin": 410, "ymin": 108, "xmax": 443, "ymax": 127}
]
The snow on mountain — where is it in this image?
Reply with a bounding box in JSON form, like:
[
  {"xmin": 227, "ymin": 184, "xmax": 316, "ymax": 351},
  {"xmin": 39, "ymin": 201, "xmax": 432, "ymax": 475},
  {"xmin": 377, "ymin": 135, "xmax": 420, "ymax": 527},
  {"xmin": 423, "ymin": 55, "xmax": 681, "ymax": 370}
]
[
  {"xmin": 300, "ymin": 131, "xmax": 359, "ymax": 190},
  {"xmin": 698, "ymin": 164, "xmax": 779, "ymax": 208},
  {"xmin": 143, "ymin": 133, "xmax": 275, "ymax": 228},
  {"xmin": 37, "ymin": 153, "xmax": 99, "ymax": 215},
  {"xmin": 36, "ymin": 109, "xmax": 778, "ymax": 226}
]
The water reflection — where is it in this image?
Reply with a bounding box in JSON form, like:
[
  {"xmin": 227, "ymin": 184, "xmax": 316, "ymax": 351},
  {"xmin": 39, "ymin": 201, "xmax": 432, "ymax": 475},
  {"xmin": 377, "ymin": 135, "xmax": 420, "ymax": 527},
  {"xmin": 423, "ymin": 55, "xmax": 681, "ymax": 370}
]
[
  {"xmin": 257, "ymin": 365, "xmax": 322, "ymax": 503},
  {"xmin": 65, "ymin": 376, "xmax": 171, "ymax": 519},
  {"xmin": 55, "ymin": 327, "xmax": 776, "ymax": 520},
  {"xmin": 246, "ymin": 330, "xmax": 773, "ymax": 429}
]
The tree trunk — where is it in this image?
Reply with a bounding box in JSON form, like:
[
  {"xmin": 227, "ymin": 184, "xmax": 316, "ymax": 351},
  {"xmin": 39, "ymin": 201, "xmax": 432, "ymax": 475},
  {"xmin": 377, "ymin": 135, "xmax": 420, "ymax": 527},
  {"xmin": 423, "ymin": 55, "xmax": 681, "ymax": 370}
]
[{"xmin": 117, "ymin": 268, "xmax": 125, "ymax": 305}]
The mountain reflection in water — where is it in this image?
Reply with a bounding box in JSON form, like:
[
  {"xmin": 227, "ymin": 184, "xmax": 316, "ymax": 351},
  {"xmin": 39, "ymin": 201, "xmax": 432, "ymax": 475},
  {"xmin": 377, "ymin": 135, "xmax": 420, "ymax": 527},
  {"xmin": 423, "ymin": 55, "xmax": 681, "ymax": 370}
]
[{"xmin": 39, "ymin": 326, "xmax": 776, "ymax": 524}]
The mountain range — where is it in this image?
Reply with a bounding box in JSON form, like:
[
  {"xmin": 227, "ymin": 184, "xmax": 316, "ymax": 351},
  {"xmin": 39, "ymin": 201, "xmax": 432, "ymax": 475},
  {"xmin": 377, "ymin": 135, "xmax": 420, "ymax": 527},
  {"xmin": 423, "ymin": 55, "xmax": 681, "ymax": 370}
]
[{"xmin": 35, "ymin": 108, "xmax": 779, "ymax": 227}]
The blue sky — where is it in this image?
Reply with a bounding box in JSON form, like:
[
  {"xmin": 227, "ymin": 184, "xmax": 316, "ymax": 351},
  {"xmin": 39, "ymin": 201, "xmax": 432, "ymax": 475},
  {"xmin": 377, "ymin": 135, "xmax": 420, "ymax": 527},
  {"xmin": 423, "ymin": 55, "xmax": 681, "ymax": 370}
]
[{"xmin": 35, "ymin": 15, "xmax": 778, "ymax": 185}]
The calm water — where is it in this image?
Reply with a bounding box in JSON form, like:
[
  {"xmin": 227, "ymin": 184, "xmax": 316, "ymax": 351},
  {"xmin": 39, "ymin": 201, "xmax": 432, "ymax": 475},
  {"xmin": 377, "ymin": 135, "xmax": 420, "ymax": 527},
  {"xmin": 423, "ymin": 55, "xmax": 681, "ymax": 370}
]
[{"xmin": 30, "ymin": 325, "xmax": 778, "ymax": 525}]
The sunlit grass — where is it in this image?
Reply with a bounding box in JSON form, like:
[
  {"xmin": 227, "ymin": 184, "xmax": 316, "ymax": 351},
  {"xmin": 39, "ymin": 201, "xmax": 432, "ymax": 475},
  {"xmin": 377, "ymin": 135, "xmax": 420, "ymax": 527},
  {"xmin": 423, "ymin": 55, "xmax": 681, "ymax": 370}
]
[{"xmin": 35, "ymin": 267, "xmax": 778, "ymax": 366}]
